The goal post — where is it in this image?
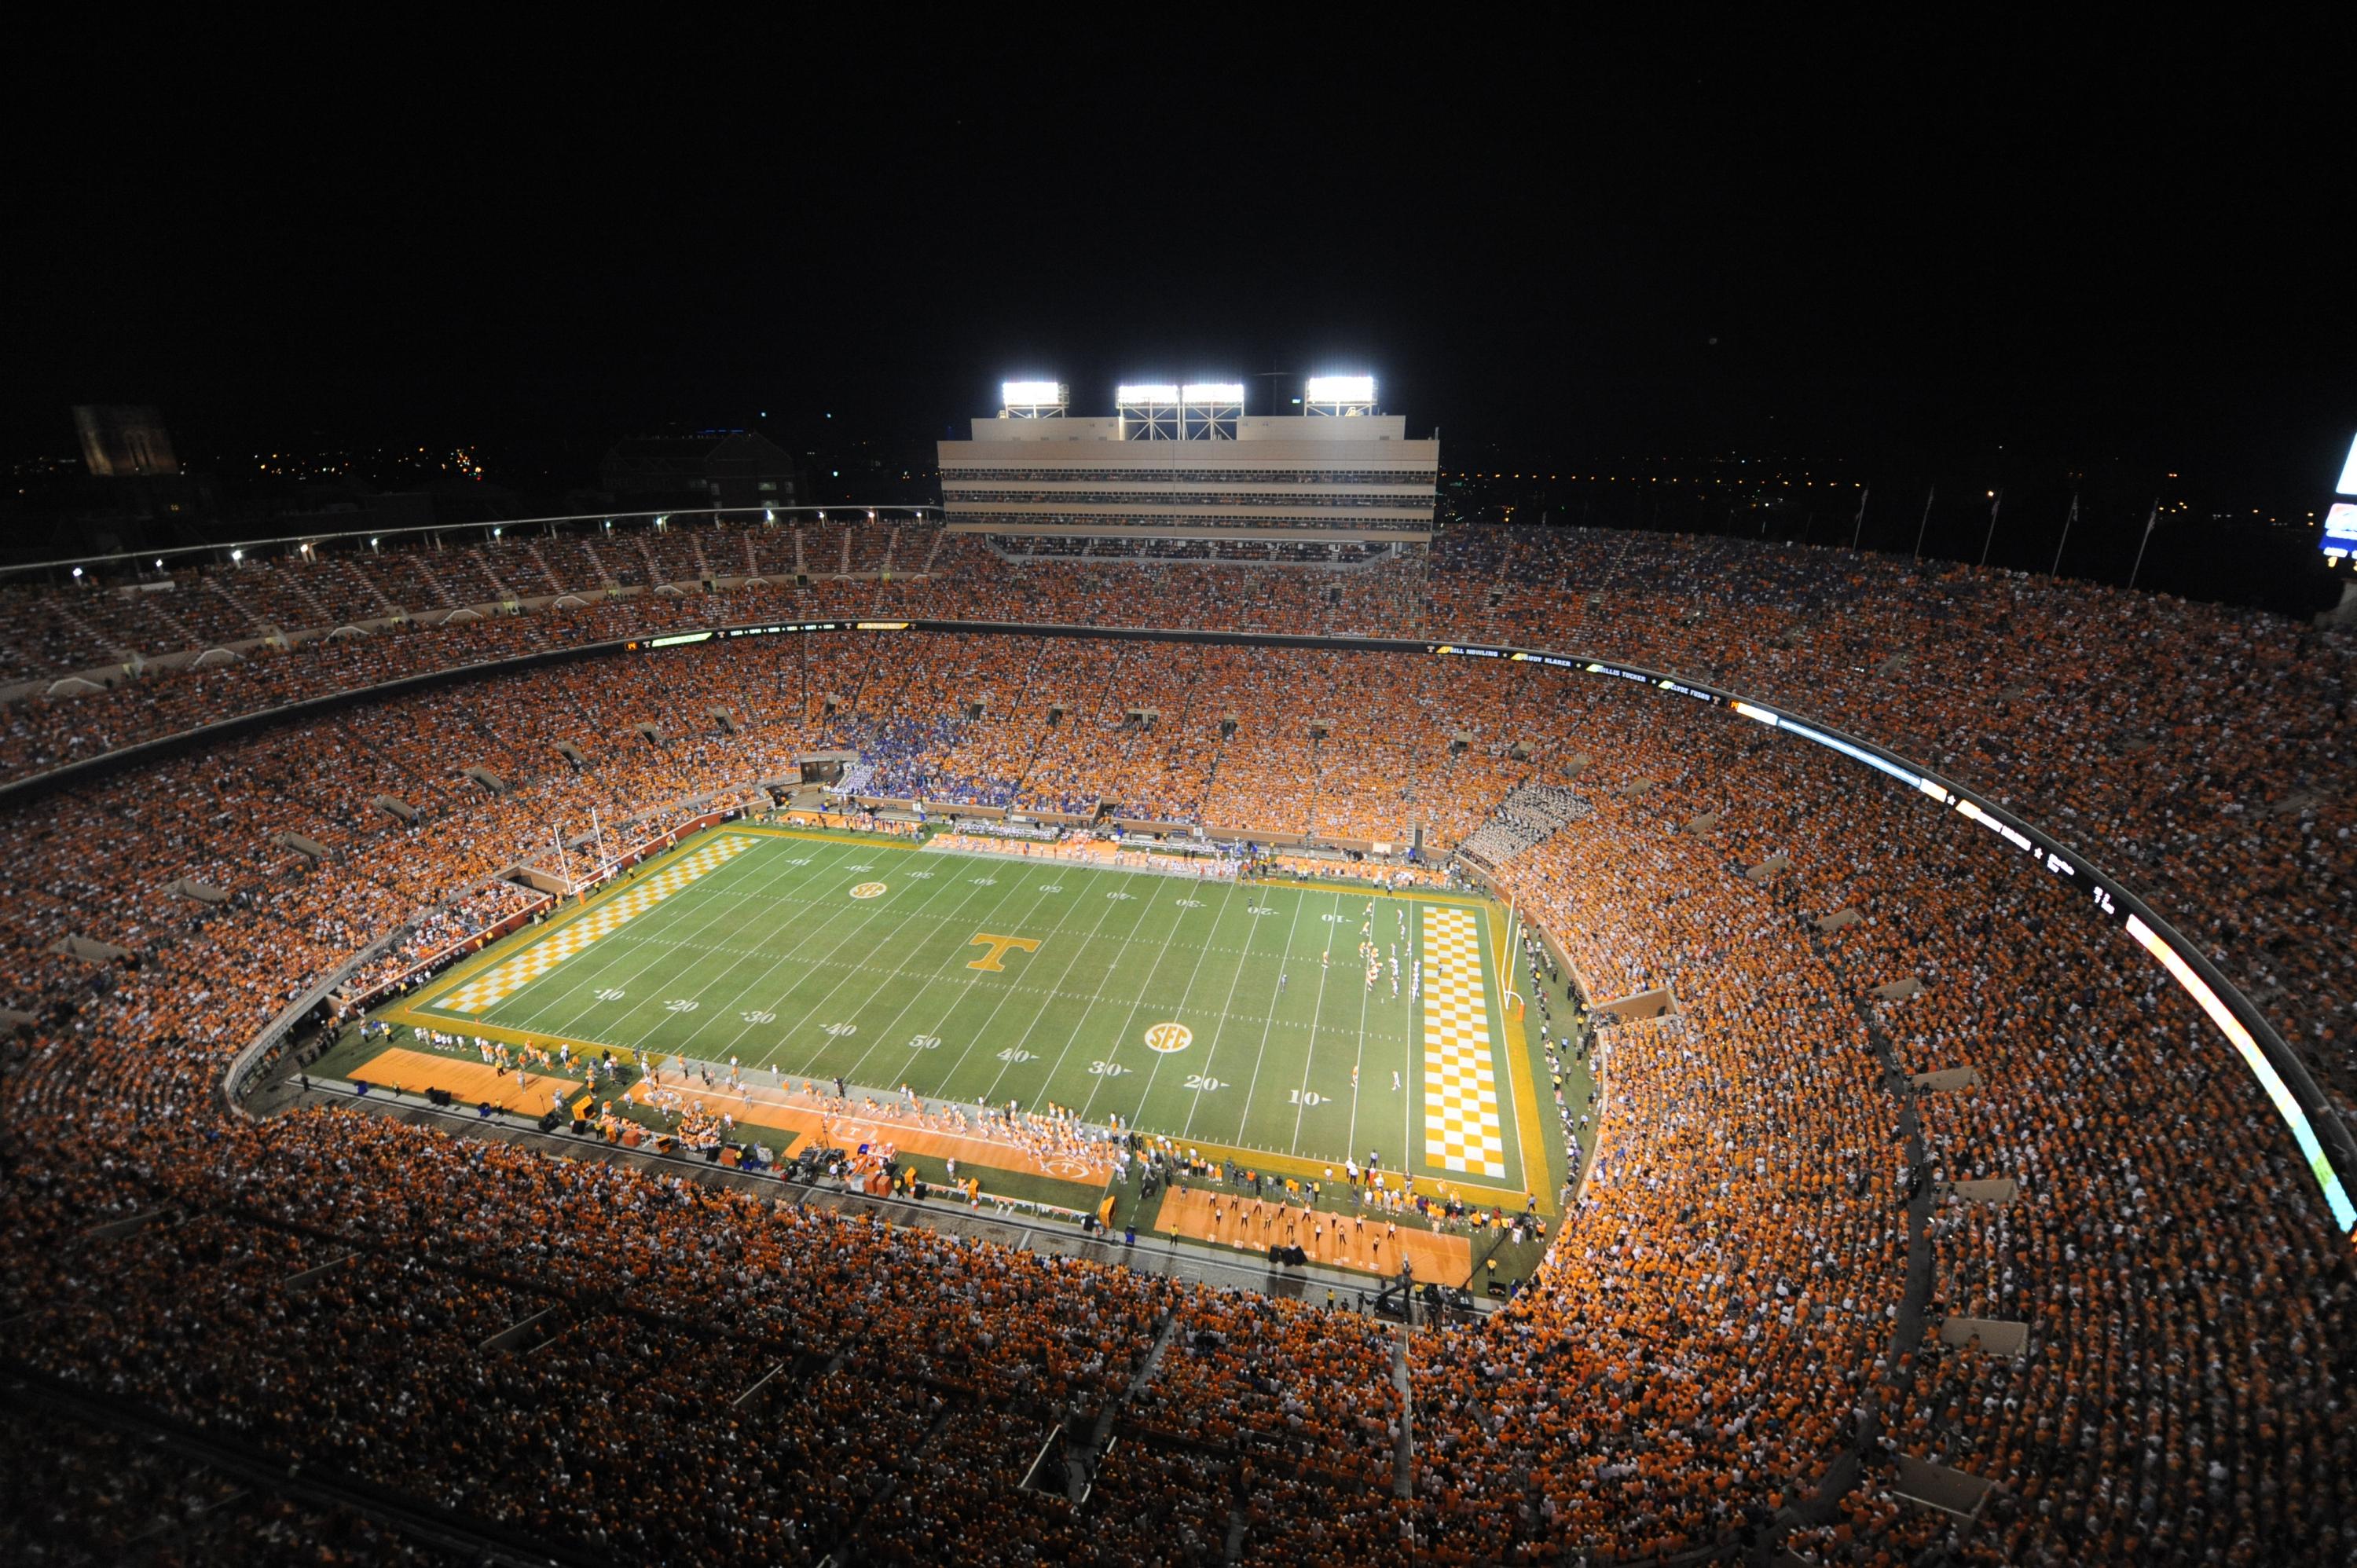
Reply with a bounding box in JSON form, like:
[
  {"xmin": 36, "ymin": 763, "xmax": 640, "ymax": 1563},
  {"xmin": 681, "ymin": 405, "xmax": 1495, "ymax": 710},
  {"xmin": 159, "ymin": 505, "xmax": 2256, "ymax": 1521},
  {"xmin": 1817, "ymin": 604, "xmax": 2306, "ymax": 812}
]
[{"xmin": 1499, "ymin": 892, "xmax": 1525, "ymax": 1019}]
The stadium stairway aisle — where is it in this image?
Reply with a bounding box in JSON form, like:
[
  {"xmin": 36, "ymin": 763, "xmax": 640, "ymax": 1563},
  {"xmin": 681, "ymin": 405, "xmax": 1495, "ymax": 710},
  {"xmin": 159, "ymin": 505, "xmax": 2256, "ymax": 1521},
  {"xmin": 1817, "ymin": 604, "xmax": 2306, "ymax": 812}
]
[{"xmin": 1761, "ymin": 929, "xmax": 1942, "ymax": 1559}]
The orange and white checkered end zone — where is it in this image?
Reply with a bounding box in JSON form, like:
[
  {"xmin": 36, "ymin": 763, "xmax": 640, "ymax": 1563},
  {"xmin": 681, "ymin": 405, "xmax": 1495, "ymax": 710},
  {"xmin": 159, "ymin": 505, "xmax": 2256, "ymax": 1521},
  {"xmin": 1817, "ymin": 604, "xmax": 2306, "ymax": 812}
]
[
  {"xmin": 1421, "ymin": 907, "xmax": 1507, "ymax": 1178},
  {"xmin": 436, "ymin": 835, "xmax": 754, "ymax": 1015}
]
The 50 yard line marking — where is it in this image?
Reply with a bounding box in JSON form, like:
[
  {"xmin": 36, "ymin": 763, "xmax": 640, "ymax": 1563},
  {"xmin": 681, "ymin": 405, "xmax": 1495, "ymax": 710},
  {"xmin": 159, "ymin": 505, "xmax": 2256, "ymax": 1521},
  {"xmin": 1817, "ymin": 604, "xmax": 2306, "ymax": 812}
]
[
  {"xmin": 683, "ymin": 842, "xmax": 1047, "ymax": 1068},
  {"xmin": 972, "ymin": 866, "xmax": 1152, "ymax": 1108},
  {"xmin": 863, "ymin": 866, "xmax": 1075, "ymax": 1092},
  {"xmin": 682, "ymin": 851, "xmax": 999, "ymax": 1072},
  {"xmin": 755, "ymin": 853, "xmax": 1029, "ymax": 1072}
]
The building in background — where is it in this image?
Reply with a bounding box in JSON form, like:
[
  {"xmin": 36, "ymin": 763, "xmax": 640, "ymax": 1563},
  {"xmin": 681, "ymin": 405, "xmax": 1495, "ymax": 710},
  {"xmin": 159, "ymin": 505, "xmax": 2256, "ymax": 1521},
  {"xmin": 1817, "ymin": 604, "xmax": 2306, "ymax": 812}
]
[
  {"xmin": 937, "ymin": 376, "xmax": 1437, "ymax": 549},
  {"xmin": 72, "ymin": 405, "xmax": 179, "ymax": 478},
  {"xmin": 598, "ymin": 429, "xmax": 801, "ymax": 511}
]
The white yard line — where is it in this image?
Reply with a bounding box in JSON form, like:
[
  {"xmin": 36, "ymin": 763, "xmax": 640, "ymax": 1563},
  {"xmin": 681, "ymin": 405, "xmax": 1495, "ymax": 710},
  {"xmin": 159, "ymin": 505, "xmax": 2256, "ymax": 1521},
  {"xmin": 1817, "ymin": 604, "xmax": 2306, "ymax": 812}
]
[
  {"xmin": 1285, "ymin": 892, "xmax": 1348, "ymax": 1152},
  {"xmin": 1014, "ymin": 867, "xmax": 1176, "ymax": 1109},
  {"xmin": 1074, "ymin": 877, "xmax": 1236, "ymax": 1123},
  {"xmin": 1404, "ymin": 903, "xmax": 1421, "ymax": 1178},
  {"xmin": 1228, "ymin": 891, "xmax": 1323, "ymax": 1149},
  {"xmin": 753, "ymin": 855, "xmax": 1030, "ymax": 1068},
  {"xmin": 1184, "ymin": 885, "xmax": 1303, "ymax": 1139},
  {"xmin": 1346, "ymin": 926, "xmax": 1377, "ymax": 1160},
  {"xmin": 1484, "ymin": 902, "xmax": 1527, "ymax": 1193},
  {"xmin": 1110, "ymin": 874, "xmax": 1246, "ymax": 1124},
  {"xmin": 502, "ymin": 838, "xmax": 845, "ymax": 1046},
  {"xmin": 658, "ymin": 851, "xmax": 969, "ymax": 1061},
  {"xmin": 864, "ymin": 866, "xmax": 1075, "ymax": 1090},
  {"xmin": 677, "ymin": 860, "xmax": 971, "ymax": 1072},
  {"xmin": 972, "ymin": 865, "xmax": 1152, "ymax": 1106}
]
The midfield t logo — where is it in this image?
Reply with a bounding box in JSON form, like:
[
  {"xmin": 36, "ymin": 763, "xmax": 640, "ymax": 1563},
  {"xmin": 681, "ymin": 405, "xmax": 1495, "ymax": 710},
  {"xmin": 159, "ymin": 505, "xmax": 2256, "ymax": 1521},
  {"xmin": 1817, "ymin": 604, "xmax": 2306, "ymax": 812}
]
[{"xmin": 966, "ymin": 933, "xmax": 1042, "ymax": 972}]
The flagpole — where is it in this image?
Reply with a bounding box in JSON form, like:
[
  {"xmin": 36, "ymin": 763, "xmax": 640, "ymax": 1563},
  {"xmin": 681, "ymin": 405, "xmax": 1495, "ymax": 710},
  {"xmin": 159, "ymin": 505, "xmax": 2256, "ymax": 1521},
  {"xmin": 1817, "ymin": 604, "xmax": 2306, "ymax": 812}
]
[
  {"xmin": 1912, "ymin": 485, "xmax": 1934, "ymax": 562},
  {"xmin": 2127, "ymin": 498, "xmax": 2161, "ymax": 590},
  {"xmin": 1851, "ymin": 485, "xmax": 1869, "ymax": 550},
  {"xmin": 2050, "ymin": 491, "xmax": 2078, "ymax": 577}
]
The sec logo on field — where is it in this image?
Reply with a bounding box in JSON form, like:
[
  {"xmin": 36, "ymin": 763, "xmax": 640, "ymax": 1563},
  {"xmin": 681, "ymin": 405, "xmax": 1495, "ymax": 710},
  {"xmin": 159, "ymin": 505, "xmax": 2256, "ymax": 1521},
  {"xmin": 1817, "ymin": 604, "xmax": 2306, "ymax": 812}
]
[
  {"xmin": 1144, "ymin": 1021, "xmax": 1193, "ymax": 1053},
  {"xmin": 849, "ymin": 881, "xmax": 888, "ymax": 899}
]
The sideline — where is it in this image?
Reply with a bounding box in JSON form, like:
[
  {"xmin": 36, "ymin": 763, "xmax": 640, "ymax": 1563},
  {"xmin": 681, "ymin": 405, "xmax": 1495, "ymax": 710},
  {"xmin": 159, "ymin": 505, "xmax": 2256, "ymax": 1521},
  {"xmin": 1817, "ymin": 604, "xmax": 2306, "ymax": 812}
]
[{"xmin": 277, "ymin": 1086, "xmax": 1502, "ymax": 1313}]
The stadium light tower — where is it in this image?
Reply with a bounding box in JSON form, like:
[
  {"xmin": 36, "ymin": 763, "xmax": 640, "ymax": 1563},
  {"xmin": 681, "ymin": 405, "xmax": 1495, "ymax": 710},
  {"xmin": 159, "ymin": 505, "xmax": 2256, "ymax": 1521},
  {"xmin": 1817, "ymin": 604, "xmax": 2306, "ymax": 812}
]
[
  {"xmin": 1180, "ymin": 382, "xmax": 1244, "ymax": 441},
  {"xmin": 1304, "ymin": 375, "xmax": 1379, "ymax": 417},
  {"xmin": 999, "ymin": 380, "xmax": 1068, "ymax": 418},
  {"xmin": 1116, "ymin": 384, "xmax": 1181, "ymax": 440}
]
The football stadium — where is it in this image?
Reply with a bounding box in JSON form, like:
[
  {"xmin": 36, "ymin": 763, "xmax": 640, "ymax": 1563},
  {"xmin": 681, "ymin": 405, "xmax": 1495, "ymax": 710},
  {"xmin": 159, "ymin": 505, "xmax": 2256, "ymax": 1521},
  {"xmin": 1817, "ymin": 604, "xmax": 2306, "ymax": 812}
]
[
  {"xmin": 362, "ymin": 831, "xmax": 1549, "ymax": 1203},
  {"xmin": 3, "ymin": 371, "xmax": 2355, "ymax": 1568}
]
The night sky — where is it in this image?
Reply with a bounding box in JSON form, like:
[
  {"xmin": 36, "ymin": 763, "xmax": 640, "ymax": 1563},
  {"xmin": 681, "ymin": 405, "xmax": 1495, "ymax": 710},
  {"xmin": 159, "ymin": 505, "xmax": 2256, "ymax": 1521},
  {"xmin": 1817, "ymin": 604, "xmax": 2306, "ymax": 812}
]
[{"xmin": 13, "ymin": 31, "xmax": 2348, "ymax": 515}]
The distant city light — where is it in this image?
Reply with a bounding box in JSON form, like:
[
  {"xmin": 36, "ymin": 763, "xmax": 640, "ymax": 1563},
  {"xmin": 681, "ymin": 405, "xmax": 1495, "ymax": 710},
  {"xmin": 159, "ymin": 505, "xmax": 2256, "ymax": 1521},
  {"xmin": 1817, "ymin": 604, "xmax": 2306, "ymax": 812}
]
[{"xmin": 1306, "ymin": 375, "xmax": 1376, "ymax": 404}]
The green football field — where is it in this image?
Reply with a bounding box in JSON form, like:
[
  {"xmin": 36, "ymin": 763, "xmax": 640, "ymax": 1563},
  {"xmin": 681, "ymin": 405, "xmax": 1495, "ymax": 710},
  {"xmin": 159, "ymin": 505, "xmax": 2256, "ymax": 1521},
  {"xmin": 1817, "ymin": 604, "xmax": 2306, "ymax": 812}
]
[{"xmin": 383, "ymin": 826, "xmax": 1550, "ymax": 1196}]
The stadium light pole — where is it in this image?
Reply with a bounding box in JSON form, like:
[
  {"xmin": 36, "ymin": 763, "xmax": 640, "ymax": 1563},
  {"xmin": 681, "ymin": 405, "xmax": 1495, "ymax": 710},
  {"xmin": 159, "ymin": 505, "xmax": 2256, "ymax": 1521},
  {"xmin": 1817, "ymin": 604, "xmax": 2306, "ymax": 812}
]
[
  {"xmin": 2127, "ymin": 497, "xmax": 2161, "ymax": 589},
  {"xmin": 1912, "ymin": 485, "xmax": 1934, "ymax": 561},
  {"xmin": 1978, "ymin": 488, "xmax": 2004, "ymax": 566},
  {"xmin": 2050, "ymin": 490, "xmax": 2079, "ymax": 577}
]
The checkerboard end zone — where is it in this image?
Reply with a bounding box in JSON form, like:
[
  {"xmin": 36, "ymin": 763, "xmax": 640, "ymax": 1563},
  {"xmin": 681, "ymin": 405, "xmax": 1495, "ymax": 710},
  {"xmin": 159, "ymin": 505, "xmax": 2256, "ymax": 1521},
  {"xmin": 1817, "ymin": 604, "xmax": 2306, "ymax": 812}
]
[
  {"xmin": 437, "ymin": 836, "xmax": 754, "ymax": 1014},
  {"xmin": 1421, "ymin": 907, "xmax": 1508, "ymax": 1178}
]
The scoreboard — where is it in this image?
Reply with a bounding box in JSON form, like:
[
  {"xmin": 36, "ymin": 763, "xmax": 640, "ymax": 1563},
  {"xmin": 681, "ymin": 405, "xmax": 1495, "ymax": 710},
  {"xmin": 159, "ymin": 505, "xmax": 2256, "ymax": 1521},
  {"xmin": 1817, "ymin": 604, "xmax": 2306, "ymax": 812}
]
[{"xmin": 2322, "ymin": 432, "xmax": 2357, "ymax": 562}]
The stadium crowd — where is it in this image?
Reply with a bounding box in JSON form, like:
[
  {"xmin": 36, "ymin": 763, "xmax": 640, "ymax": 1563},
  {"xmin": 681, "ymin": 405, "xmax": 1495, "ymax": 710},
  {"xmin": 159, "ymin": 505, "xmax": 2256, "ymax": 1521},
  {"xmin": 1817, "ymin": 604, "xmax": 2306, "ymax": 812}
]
[
  {"xmin": 1, "ymin": 521, "xmax": 2352, "ymax": 1563},
  {"xmin": 6, "ymin": 521, "xmax": 2348, "ymax": 1108}
]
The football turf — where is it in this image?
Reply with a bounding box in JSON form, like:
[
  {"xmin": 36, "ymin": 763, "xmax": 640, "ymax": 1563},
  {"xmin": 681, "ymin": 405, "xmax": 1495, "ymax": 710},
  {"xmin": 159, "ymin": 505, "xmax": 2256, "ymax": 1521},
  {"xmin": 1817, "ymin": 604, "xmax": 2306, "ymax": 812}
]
[{"xmin": 384, "ymin": 826, "xmax": 1556, "ymax": 1200}]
